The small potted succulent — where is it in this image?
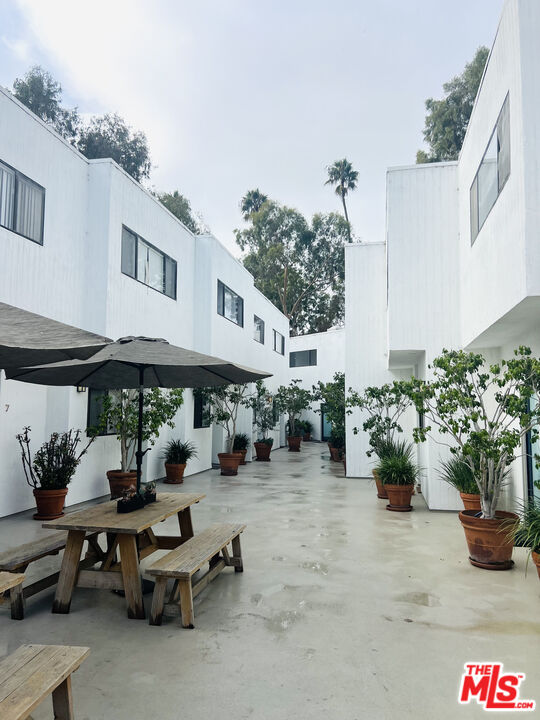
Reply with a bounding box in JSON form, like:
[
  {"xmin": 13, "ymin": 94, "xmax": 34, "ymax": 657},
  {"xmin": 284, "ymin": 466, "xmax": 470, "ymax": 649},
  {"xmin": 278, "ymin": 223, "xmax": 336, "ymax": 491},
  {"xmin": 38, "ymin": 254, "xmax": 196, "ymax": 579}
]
[
  {"xmin": 117, "ymin": 484, "xmax": 145, "ymax": 514},
  {"xmin": 143, "ymin": 480, "xmax": 157, "ymax": 504},
  {"xmin": 377, "ymin": 443, "xmax": 420, "ymax": 512},
  {"xmin": 511, "ymin": 497, "xmax": 540, "ymax": 580},
  {"xmin": 17, "ymin": 426, "xmax": 94, "ymax": 520},
  {"xmin": 275, "ymin": 380, "xmax": 312, "ymax": 452},
  {"xmin": 233, "ymin": 433, "xmax": 251, "ymax": 465},
  {"xmin": 301, "ymin": 419, "xmax": 314, "ymax": 442},
  {"xmin": 248, "ymin": 382, "xmax": 277, "ymax": 461},
  {"xmin": 161, "ymin": 439, "xmax": 197, "ymax": 484}
]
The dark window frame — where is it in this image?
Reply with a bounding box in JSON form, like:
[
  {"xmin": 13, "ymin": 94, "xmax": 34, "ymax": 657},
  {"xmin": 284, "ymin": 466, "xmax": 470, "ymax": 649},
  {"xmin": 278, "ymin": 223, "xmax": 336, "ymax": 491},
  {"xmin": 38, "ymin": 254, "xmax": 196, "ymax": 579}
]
[
  {"xmin": 193, "ymin": 389, "xmax": 211, "ymax": 429},
  {"xmin": 0, "ymin": 157, "xmax": 45, "ymax": 245},
  {"xmin": 254, "ymin": 314, "xmax": 265, "ymax": 344},
  {"xmin": 121, "ymin": 224, "xmax": 177, "ymax": 300},
  {"xmin": 273, "ymin": 329, "xmax": 285, "ymax": 355},
  {"xmin": 86, "ymin": 389, "xmax": 116, "ymax": 437},
  {"xmin": 470, "ymin": 93, "xmax": 511, "ymax": 245},
  {"xmin": 289, "ymin": 349, "xmax": 317, "ymax": 367},
  {"xmin": 217, "ymin": 279, "xmax": 244, "ymax": 327}
]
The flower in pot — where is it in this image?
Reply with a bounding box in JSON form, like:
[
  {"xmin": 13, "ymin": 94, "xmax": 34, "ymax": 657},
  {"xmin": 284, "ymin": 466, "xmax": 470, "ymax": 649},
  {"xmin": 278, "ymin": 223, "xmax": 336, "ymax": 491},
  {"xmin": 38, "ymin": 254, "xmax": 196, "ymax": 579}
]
[
  {"xmin": 377, "ymin": 443, "xmax": 419, "ymax": 512},
  {"xmin": 301, "ymin": 419, "xmax": 314, "ymax": 441},
  {"xmin": 204, "ymin": 384, "xmax": 251, "ymax": 475},
  {"xmin": 408, "ymin": 347, "xmax": 540, "ymax": 570},
  {"xmin": 117, "ymin": 484, "xmax": 145, "ymax": 514},
  {"xmin": 440, "ymin": 455, "xmax": 481, "ymax": 511},
  {"xmin": 313, "ymin": 372, "xmax": 346, "ymax": 455},
  {"xmin": 348, "ymin": 381, "xmax": 411, "ymax": 499},
  {"xmin": 275, "ymin": 379, "xmax": 312, "ymax": 452},
  {"xmin": 511, "ymin": 498, "xmax": 540, "ymax": 580},
  {"xmin": 233, "ymin": 433, "xmax": 251, "ymax": 465},
  {"xmin": 88, "ymin": 388, "xmax": 184, "ymax": 498},
  {"xmin": 247, "ymin": 381, "xmax": 277, "ymax": 461},
  {"xmin": 16, "ymin": 426, "xmax": 94, "ymax": 520},
  {"xmin": 161, "ymin": 439, "xmax": 197, "ymax": 484}
]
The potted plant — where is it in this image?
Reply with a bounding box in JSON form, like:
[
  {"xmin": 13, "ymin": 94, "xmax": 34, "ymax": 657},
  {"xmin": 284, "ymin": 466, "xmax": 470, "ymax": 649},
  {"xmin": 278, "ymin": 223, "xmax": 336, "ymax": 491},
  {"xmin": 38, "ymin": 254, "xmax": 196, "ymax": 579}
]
[
  {"xmin": 377, "ymin": 443, "xmax": 419, "ymax": 512},
  {"xmin": 313, "ymin": 372, "xmax": 345, "ymax": 459},
  {"xmin": 511, "ymin": 498, "xmax": 540, "ymax": 580},
  {"xmin": 143, "ymin": 480, "xmax": 157, "ymax": 504},
  {"xmin": 275, "ymin": 380, "xmax": 311, "ymax": 452},
  {"xmin": 440, "ymin": 455, "xmax": 481, "ymax": 511},
  {"xmin": 248, "ymin": 381, "xmax": 277, "ymax": 461},
  {"xmin": 161, "ymin": 439, "xmax": 197, "ymax": 484},
  {"xmin": 348, "ymin": 381, "xmax": 411, "ymax": 499},
  {"xmin": 16, "ymin": 426, "xmax": 94, "ymax": 520},
  {"xmin": 117, "ymin": 484, "xmax": 145, "ymax": 514},
  {"xmin": 328, "ymin": 429, "xmax": 345, "ymax": 461},
  {"xmin": 408, "ymin": 347, "xmax": 540, "ymax": 570},
  {"xmin": 205, "ymin": 384, "xmax": 250, "ymax": 475},
  {"xmin": 301, "ymin": 419, "xmax": 314, "ymax": 441},
  {"xmin": 233, "ymin": 433, "xmax": 251, "ymax": 465},
  {"xmin": 89, "ymin": 388, "xmax": 184, "ymax": 498}
]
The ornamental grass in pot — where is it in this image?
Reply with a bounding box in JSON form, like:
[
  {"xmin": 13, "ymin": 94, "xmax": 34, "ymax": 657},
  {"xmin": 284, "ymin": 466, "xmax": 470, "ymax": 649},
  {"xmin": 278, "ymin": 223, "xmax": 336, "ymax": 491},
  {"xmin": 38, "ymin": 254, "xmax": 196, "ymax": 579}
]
[
  {"xmin": 17, "ymin": 426, "xmax": 94, "ymax": 520},
  {"xmin": 162, "ymin": 439, "xmax": 197, "ymax": 484},
  {"xmin": 408, "ymin": 348, "xmax": 540, "ymax": 570},
  {"xmin": 233, "ymin": 433, "xmax": 251, "ymax": 465},
  {"xmin": 377, "ymin": 443, "xmax": 419, "ymax": 512},
  {"xmin": 510, "ymin": 498, "xmax": 540, "ymax": 580},
  {"xmin": 440, "ymin": 455, "xmax": 481, "ymax": 511}
]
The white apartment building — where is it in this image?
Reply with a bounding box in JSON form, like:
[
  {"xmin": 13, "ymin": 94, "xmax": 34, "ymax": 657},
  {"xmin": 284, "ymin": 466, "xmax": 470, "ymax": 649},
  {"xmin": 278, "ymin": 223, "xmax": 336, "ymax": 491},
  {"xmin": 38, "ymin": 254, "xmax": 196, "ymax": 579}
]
[
  {"xmin": 0, "ymin": 86, "xmax": 290, "ymax": 518},
  {"xmin": 345, "ymin": 0, "xmax": 540, "ymax": 510}
]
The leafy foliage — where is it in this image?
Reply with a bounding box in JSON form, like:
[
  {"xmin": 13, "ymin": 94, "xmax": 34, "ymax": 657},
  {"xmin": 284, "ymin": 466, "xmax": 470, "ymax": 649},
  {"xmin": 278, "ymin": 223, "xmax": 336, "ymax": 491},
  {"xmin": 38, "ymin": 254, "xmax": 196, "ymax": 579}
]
[
  {"xmin": 313, "ymin": 372, "xmax": 345, "ymax": 446},
  {"xmin": 439, "ymin": 455, "xmax": 479, "ymax": 495},
  {"xmin": 236, "ymin": 201, "xmax": 346, "ymax": 334},
  {"xmin": 512, "ymin": 499, "xmax": 540, "ymax": 554},
  {"xmin": 240, "ymin": 189, "xmax": 268, "ymax": 221},
  {"xmin": 378, "ymin": 449, "xmax": 419, "ymax": 487},
  {"xmin": 275, "ymin": 380, "xmax": 311, "ymax": 436},
  {"xmin": 416, "ymin": 47, "xmax": 489, "ymax": 163},
  {"xmin": 247, "ymin": 381, "xmax": 276, "ymax": 440},
  {"xmin": 17, "ymin": 427, "xmax": 94, "ymax": 490},
  {"xmin": 325, "ymin": 159, "xmax": 358, "ymax": 242},
  {"xmin": 161, "ymin": 439, "xmax": 197, "ymax": 465},
  {"xmin": 88, "ymin": 388, "xmax": 184, "ymax": 472},
  {"xmin": 406, "ymin": 347, "xmax": 540, "ymax": 519},
  {"xmin": 203, "ymin": 384, "xmax": 251, "ymax": 453},
  {"xmin": 158, "ymin": 191, "xmax": 202, "ymax": 234},
  {"xmin": 233, "ymin": 433, "xmax": 251, "ymax": 451}
]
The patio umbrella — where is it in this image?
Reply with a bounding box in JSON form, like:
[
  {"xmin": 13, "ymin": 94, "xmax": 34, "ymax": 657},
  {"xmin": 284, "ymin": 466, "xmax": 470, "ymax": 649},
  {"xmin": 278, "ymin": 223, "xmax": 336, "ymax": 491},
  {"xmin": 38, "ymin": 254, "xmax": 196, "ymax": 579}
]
[
  {"xmin": 6, "ymin": 336, "xmax": 271, "ymax": 491},
  {"xmin": 0, "ymin": 302, "xmax": 111, "ymax": 368}
]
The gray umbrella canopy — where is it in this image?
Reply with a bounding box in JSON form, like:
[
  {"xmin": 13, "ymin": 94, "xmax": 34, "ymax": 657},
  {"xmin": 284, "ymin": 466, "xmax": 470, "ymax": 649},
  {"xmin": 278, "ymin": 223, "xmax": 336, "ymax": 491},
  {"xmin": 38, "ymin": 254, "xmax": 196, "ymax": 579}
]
[{"xmin": 0, "ymin": 302, "xmax": 111, "ymax": 369}]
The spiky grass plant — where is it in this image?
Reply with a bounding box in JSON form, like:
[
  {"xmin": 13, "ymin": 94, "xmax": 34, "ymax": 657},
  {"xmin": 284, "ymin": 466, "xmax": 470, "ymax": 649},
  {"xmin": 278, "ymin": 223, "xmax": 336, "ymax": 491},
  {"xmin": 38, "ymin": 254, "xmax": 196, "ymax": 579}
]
[
  {"xmin": 440, "ymin": 455, "xmax": 479, "ymax": 495},
  {"xmin": 512, "ymin": 499, "xmax": 540, "ymax": 554},
  {"xmin": 378, "ymin": 448, "xmax": 420, "ymax": 486}
]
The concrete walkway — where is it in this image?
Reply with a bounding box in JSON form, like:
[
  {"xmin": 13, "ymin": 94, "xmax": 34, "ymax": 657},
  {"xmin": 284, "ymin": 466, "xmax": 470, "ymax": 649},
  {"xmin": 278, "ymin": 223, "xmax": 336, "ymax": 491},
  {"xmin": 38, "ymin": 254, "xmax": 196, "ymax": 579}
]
[{"xmin": 1, "ymin": 443, "xmax": 539, "ymax": 719}]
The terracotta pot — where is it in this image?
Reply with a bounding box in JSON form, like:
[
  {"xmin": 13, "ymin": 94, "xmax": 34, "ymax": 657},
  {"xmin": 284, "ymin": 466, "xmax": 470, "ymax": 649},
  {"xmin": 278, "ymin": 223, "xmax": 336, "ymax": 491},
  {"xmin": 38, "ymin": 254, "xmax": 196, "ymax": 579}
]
[
  {"xmin": 532, "ymin": 551, "xmax": 540, "ymax": 581},
  {"xmin": 384, "ymin": 484, "xmax": 414, "ymax": 512},
  {"xmin": 33, "ymin": 488, "xmax": 68, "ymax": 520},
  {"xmin": 218, "ymin": 452, "xmax": 242, "ymax": 476},
  {"xmin": 329, "ymin": 446, "xmax": 342, "ymax": 462},
  {"xmin": 106, "ymin": 470, "xmax": 138, "ymax": 500},
  {"xmin": 164, "ymin": 463, "xmax": 187, "ymax": 484},
  {"xmin": 287, "ymin": 436, "xmax": 302, "ymax": 452},
  {"xmin": 303, "ymin": 433, "xmax": 311, "ymax": 442},
  {"xmin": 459, "ymin": 510, "xmax": 518, "ymax": 570},
  {"xmin": 254, "ymin": 442, "xmax": 272, "ymax": 461},
  {"xmin": 343, "ymin": 457, "xmax": 347, "ymax": 475},
  {"xmin": 373, "ymin": 469, "xmax": 387, "ymax": 499},
  {"xmin": 460, "ymin": 492, "xmax": 481, "ymax": 512},
  {"xmin": 238, "ymin": 449, "xmax": 248, "ymax": 466}
]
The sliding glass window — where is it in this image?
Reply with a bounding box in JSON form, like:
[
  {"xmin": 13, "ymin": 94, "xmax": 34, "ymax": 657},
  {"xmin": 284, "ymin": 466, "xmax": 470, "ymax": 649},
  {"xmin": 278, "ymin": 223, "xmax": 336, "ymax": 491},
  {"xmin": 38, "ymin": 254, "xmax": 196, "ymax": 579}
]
[
  {"xmin": 121, "ymin": 225, "xmax": 177, "ymax": 299},
  {"xmin": 0, "ymin": 159, "xmax": 45, "ymax": 245}
]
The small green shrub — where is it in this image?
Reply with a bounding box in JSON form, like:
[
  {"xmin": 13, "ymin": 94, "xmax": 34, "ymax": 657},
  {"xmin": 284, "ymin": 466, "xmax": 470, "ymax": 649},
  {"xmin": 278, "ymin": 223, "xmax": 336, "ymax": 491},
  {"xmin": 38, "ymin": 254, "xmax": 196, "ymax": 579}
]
[
  {"xmin": 233, "ymin": 433, "xmax": 251, "ymax": 451},
  {"xmin": 162, "ymin": 439, "xmax": 197, "ymax": 465},
  {"xmin": 378, "ymin": 451, "xmax": 419, "ymax": 486},
  {"xmin": 440, "ymin": 455, "xmax": 478, "ymax": 494}
]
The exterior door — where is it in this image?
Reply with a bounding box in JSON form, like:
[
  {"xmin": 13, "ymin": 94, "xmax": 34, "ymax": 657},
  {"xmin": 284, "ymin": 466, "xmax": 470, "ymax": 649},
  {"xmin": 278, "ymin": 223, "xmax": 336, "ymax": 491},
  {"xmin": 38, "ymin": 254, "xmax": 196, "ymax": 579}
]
[{"xmin": 321, "ymin": 405, "xmax": 332, "ymax": 441}]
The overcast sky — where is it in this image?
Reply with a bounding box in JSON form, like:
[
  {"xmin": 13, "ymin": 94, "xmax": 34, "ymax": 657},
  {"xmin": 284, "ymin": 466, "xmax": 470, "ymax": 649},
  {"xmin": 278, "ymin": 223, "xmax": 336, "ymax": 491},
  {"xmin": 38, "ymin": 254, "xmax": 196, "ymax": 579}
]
[{"xmin": 0, "ymin": 0, "xmax": 504, "ymax": 254}]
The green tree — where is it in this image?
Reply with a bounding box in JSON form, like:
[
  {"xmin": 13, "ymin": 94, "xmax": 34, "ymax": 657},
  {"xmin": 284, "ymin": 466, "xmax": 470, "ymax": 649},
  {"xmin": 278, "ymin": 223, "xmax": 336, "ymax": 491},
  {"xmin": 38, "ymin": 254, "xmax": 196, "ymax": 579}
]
[
  {"xmin": 275, "ymin": 380, "xmax": 312, "ymax": 437},
  {"xmin": 77, "ymin": 113, "xmax": 151, "ymax": 182},
  {"xmin": 325, "ymin": 158, "xmax": 358, "ymax": 242},
  {"xmin": 240, "ymin": 189, "xmax": 268, "ymax": 221},
  {"xmin": 417, "ymin": 46, "xmax": 489, "ymax": 163},
  {"xmin": 158, "ymin": 190, "xmax": 201, "ymax": 234},
  {"xmin": 13, "ymin": 65, "xmax": 80, "ymax": 142},
  {"xmin": 236, "ymin": 201, "xmax": 346, "ymax": 335}
]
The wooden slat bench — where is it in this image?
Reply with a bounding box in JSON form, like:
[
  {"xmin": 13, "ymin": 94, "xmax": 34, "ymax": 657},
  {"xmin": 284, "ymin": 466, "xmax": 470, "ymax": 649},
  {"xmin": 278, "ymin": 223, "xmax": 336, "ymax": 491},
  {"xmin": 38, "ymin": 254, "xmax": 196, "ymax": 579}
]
[
  {"xmin": 0, "ymin": 531, "xmax": 103, "ymax": 620},
  {"xmin": 148, "ymin": 522, "xmax": 245, "ymax": 628},
  {"xmin": 0, "ymin": 573, "xmax": 25, "ymax": 621},
  {"xmin": 0, "ymin": 644, "xmax": 89, "ymax": 719}
]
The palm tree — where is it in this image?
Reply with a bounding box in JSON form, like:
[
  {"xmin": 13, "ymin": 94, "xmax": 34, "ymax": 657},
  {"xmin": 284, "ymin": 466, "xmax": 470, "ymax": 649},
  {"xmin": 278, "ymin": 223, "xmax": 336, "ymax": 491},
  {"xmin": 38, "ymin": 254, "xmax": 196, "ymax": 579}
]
[
  {"xmin": 325, "ymin": 159, "xmax": 358, "ymax": 241},
  {"xmin": 240, "ymin": 189, "xmax": 268, "ymax": 221}
]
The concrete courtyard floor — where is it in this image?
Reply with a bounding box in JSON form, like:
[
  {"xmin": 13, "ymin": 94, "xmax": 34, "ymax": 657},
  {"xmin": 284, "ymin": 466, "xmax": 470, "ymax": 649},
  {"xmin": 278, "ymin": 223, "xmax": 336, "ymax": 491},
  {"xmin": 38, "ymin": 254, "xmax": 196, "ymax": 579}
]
[{"xmin": 1, "ymin": 442, "xmax": 539, "ymax": 719}]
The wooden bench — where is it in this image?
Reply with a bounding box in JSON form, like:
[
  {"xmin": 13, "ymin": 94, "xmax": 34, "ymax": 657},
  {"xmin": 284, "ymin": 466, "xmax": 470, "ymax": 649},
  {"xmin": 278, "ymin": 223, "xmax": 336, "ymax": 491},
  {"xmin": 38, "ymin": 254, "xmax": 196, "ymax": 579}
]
[
  {"xmin": 0, "ymin": 573, "xmax": 25, "ymax": 621},
  {"xmin": 148, "ymin": 522, "xmax": 245, "ymax": 628},
  {"xmin": 0, "ymin": 531, "xmax": 103, "ymax": 620},
  {"xmin": 0, "ymin": 644, "xmax": 89, "ymax": 720}
]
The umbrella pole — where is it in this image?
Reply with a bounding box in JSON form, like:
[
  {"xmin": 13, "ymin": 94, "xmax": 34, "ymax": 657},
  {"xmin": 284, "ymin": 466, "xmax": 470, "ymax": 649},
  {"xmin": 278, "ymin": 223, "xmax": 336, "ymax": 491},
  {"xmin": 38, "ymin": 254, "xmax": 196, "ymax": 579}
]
[{"xmin": 136, "ymin": 366, "xmax": 145, "ymax": 493}]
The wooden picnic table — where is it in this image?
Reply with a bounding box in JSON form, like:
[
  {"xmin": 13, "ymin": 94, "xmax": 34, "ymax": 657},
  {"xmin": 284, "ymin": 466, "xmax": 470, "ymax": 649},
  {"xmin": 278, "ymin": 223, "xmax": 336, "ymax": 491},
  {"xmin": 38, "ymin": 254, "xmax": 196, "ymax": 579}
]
[{"xmin": 42, "ymin": 492, "xmax": 205, "ymax": 620}]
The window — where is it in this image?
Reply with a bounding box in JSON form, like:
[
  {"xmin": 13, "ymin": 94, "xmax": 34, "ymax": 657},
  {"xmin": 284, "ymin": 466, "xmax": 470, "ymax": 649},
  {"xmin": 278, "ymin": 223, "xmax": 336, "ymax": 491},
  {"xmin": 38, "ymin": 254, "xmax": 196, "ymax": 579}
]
[
  {"xmin": 289, "ymin": 349, "xmax": 317, "ymax": 367},
  {"xmin": 217, "ymin": 280, "xmax": 244, "ymax": 326},
  {"xmin": 193, "ymin": 390, "xmax": 210, "ymax": 429},
  {"xmin": 86, "ymin": 389, "xmax": 115, "ymax": 436},
  {"xmin": 121, "ymin": 225, "xmax": 177, "ymax": 299},
  {"xmin": 470, "ymin": 95, "xmax": 510, "ymax": 243},
  {"xmin": 254, "ymin": 315, "xmax": 265, "ymax": 344},
  {"xmin": 0, "ymin": 159, "xmax": 45, "ymax": 244},
  {"xmin": 273, "ymin": 330, "xmax": 285, "ymax": 355}
]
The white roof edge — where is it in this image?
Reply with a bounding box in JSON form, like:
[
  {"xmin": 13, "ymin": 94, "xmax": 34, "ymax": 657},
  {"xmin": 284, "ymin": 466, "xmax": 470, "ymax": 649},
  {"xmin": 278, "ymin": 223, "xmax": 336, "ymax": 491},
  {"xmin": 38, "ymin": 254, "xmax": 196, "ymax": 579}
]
[
  {"xmin": 387, "ymin": 160, "xmax": 459, "ymax": 173},
  {"xmin": 290, "ymin": 327, "xmax": 345, "ymax": 340}
]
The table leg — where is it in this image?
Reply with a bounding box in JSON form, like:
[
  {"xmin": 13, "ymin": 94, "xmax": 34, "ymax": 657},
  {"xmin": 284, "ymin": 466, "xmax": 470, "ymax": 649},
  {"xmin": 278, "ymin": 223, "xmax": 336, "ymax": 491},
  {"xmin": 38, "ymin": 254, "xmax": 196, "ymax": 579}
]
[
  {"xmin": 117, "ymin": 534, "xmax": 145, "ymax": 619},
  {"xmin": 178, "ymin": 507, "xmax": 194, "ymax": 540},
  {"xmin": 52, "ymin": 530, "xmax": 86, "ymax": 614},
  {"xmin": 52, "ymin": 675, "xmax": 74, "ymax": 719}
]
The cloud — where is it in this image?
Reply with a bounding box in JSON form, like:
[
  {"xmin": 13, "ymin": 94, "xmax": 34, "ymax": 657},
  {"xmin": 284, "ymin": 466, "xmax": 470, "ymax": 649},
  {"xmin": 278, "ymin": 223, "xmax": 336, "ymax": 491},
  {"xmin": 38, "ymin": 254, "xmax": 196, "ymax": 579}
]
[{"xmin": 1, "ymin": 35, "xmax": 30, "ymax": 62}]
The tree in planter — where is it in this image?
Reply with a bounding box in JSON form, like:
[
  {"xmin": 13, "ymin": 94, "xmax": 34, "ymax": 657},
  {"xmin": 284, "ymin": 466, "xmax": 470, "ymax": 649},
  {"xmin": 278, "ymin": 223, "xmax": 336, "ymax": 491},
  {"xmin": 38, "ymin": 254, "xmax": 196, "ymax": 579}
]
[
  {"xmin": 313, "ymin": 371, "xmax": 345, "ymax": 448},
  {"xmin": 204, "ymin": 384, "xmax": 251, "ymax": 454},
  {"xmin": 247, "ymin": 381, "xmax": 277, "ymax": 460},
  {"xmin": 275, "ymin": 380, "xmax": 311, "ymax": 451},
  {"xmin": 407, "ymin": 348, "xmax": 540, "ymax": 520}
]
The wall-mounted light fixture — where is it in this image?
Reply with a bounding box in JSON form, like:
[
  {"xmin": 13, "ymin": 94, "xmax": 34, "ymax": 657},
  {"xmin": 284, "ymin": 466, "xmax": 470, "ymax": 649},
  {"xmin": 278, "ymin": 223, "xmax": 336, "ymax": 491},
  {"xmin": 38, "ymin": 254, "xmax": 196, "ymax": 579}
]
[{"xmin": 76, "ymin": 386, "xmax": 87, "ymax": 393}]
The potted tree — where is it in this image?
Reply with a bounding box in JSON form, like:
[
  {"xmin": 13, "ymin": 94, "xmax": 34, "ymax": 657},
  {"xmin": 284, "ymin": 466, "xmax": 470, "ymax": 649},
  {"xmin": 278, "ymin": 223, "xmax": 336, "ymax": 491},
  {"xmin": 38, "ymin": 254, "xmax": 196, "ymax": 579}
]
[
  {"xmin": 377, "ymin": 442, "xmax": 420, "ymax": 512},
  {"xmin": 329, "ymin": 429, "xmax": 345, "ymax": 461},
  {"xmin": 161, "ymin": 439, "xmax": 197, "ymax": 484},
  {"xmin": 408, "ymin": 347, "xmax": 540, "ymax": 570},
  {"xmin": 275, "ymin": 380, "xmax": 312, "ymax": 452},
  {"xmin": 233, "ymin": 433, "xmax": 251, "ymax": 465},
  {"xmin": 205, "ymin": 384, "xmax": 250, "ymax": 475},
  {"xmin": 17, "ymin": 427, "xmax": 94, "ymax": 520},
  {"xmin": 89, "ymin": 388, "xmax": 184, "ymax": 498},
  {"xmin": 511, "ymin": 498, "xmax": 540, "ymax": 580},
  {"xmin": 348, "ymin": 381, "xmax": 411, "ymax": 499},
  {"xmin": 313, "ymin": 372, "xmax": 345, "ymax": 460},
  {"xmin": 301, "ymin": 419, "xmax": 314, "ymax": 442},
  {"xmin": 248, "ymin": 381, "xmax": 276, "ymax": 461}
]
